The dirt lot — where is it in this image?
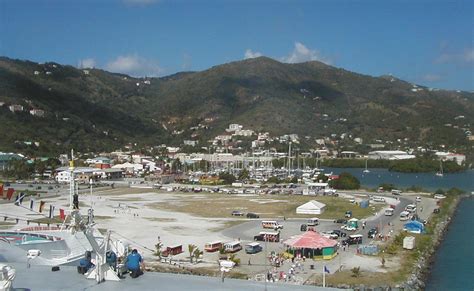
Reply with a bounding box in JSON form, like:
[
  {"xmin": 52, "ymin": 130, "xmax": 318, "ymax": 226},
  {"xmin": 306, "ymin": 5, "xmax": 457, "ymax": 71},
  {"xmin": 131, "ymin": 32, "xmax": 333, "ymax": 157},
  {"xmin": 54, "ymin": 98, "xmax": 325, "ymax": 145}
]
[{"xmin": 149, "ymin": 192, "xmax": 383, "ymax": 219}]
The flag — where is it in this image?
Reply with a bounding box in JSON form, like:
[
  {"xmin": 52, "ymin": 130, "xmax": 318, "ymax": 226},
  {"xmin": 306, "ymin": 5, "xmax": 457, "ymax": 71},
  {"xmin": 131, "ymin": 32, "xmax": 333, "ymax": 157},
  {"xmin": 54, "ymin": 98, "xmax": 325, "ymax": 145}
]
[
  {"xmin": 49, "ymin": 205, "xmax": 55, "ymax": 219},
  {"xmin": 59, "ymin": 209, "xmax": 65, "ymax": 220},
  {"xmin": 324, "ymin": 266, "xmax": 330, "ymax": 274},
  {"xmin": 6, "ymin": 188, "xmax": 14, "ymax": 200},
  {"xmin": 30, "ymin": 199, "xmax": 35, "ymax": 210},
  {"xmin": 39, "ymin": 201, "xmax": 46, "ymax": 213},
  {"xmin": 14, "ymin": 193, "xmax": 26, "ymax": 206}
]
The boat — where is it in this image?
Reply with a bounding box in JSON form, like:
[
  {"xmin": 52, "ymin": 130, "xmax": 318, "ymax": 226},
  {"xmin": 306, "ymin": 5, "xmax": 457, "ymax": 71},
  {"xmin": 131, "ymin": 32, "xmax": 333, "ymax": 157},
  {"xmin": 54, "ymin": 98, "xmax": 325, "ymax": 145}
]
[
  {"xmin": 435, "ymin": 160, "xmax": 444, "ymax": 177},
  {"xmin": 363, "ymin": 159, "xmax": 370, "ymax": 173},
  {"xmin": 0, "ymin": 151, "xmax": 125, "ymax": 274}
]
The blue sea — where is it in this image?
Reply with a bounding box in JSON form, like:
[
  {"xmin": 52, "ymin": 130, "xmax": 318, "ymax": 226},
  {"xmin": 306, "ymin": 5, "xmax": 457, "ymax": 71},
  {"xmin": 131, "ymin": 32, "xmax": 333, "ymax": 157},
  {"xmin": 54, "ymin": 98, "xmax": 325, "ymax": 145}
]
[
  {"xmin": 324, "ymin": 168, "xmax": 474, "ymax": 192},
  {"xmin": 325, "ymin": 168, "xmax": 474, "ymax": 289},
  {"xmin": 425, "ymin": 197, "xmax": 474, "ymax": 291}
]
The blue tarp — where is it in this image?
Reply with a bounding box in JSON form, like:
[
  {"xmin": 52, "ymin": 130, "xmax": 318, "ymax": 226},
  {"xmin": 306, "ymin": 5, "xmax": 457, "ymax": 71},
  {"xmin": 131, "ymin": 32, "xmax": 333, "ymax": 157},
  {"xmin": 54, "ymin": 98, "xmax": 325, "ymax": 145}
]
[{"xmin": 404, "ymin": 220, "xmax": 425, "ymax": 234}]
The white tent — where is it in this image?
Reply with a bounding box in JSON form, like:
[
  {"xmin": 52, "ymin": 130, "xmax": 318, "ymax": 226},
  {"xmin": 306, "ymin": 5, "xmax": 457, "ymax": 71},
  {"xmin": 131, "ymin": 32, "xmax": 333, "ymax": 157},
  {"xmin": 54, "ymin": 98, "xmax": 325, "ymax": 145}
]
[{"xmin": 296, "ymin": 200, "xmax": 326, "ymax": 215}]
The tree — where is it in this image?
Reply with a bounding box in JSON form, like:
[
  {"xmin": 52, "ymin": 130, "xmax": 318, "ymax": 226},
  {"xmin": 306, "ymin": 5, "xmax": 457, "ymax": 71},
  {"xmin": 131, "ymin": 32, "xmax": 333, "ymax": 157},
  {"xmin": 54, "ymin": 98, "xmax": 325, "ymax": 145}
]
[
  {"xmin": 154, "ymin": 241, "xmax": 163, "ymax": 258},
  {"xmin": 219, "ymin": 172, "xmax": 236, "ymax": 184},
  {"xmin": 238, "ymin": 168, "xmax": 249, "ymax": 181},
  {"xmin": 351, "ymin": 266, "xmax": 361, "ymax": 277},
  {"xmin": 329, "ymin": 172, "xmax": 360, "ymax": 190},
  {"xmin": 188, "ymin": 244, "xmax": 197, "ymax": 263},
  {"xmin": 193, "ymin": 248, "xmax": 203, "ymax": 264}
]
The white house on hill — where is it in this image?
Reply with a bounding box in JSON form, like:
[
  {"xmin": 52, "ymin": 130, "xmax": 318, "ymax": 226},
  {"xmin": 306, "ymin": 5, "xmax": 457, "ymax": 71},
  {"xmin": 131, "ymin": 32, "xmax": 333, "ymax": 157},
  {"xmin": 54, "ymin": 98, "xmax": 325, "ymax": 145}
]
[{"xmin": 296, "ymin": 200, "xmax": 326, "ymax": 215}]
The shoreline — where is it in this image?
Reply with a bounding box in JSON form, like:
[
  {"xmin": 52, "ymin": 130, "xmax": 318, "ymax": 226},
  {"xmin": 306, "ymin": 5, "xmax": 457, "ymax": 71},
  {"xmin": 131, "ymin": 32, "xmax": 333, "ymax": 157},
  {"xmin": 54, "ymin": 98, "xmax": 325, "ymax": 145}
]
[{"xmin": 406, "ymin": 194, "xmax": 464, "ymax": 290}]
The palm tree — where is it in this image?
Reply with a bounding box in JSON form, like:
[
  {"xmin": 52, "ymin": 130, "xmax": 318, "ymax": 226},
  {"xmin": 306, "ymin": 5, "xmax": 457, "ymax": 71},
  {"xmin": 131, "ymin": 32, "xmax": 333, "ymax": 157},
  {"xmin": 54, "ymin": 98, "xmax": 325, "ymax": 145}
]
[
  {"xmin": 154, "ymin": 241, "xmax": 163, "ymax": 259},
  {"xmin": 193, "ymin": 248, "xmax": 203, "ymax": 264},
  {"xmin": 188, "ymin": 244, "xmax": 197, "ymax": 263}
]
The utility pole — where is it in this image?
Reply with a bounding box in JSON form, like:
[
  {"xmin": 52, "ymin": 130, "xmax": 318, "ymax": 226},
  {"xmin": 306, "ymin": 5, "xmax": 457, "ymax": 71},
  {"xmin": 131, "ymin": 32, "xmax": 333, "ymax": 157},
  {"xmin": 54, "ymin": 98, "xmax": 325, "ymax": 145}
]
[{"xmin": 287, "ymin": 142, "xmax": 292, "ymax": 178}]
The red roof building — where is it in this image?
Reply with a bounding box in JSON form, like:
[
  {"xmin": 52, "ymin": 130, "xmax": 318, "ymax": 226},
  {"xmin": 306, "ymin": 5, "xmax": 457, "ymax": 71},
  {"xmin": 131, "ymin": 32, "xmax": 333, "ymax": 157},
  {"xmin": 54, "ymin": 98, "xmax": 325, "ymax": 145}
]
[{"xmin": 283, "ymin": 231, "xmax": 338, "ymax": 259}]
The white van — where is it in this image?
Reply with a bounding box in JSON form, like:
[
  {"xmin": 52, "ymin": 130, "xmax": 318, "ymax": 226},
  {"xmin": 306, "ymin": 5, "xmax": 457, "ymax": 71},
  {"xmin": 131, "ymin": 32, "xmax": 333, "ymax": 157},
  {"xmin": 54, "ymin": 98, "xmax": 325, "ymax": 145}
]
[
  {"xmin": 400, "ymin": 211, "xmax": 410, "ymax": 221},
  {"xmin": 384, "ymin": 208, "xmax": 394, "ymax": 216},
  {"xmin": 307, "ymin": 218, "xmax": 319, "ymax": 226},
  {"xmin": 223, "ymin": 241, "xmax": 242, "ymax": 253},
  {"xmin": 405, "ymin": 204, "xmax": 417, "ymax": 213},
  {"xmin": 373, "ymin": 196, "xmax": 385, "ymax": 202},
  {"xmin": 261, "ymin": 221, "xmax": 283, "ymax": 230}
]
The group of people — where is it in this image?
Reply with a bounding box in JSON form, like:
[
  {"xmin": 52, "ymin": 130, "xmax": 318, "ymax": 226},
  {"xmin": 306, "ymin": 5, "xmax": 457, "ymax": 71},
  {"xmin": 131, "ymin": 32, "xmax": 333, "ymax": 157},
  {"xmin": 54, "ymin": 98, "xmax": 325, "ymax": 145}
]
[{"xmin": 78, "ymin": 248, "xmax": 144, "ymax": 279}]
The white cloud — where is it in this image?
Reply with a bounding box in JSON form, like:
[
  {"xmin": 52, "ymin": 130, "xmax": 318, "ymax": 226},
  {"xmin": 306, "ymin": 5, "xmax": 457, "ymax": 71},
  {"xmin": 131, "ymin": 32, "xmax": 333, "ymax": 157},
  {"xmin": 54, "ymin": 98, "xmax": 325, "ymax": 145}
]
[
  {"xmin": 422, "ymin": 74, "xmax": 442, "ymax": 82},
  {"xmin": 182, "ymin": 53, "xmax": 192, "ymax": 70},
  {"xmin": 105, "ymin": 55, "xmax": 162, "ymax": 77},
  {"xmin": 78, "ymin": 58, "xmax": 96, "ymax": 69},
  {"xmin": 123, "ymin": 0, "xmax": 159, "ymax": 6},
  {"xmin": 435, "ymin": 48, "xmax": 474, "ymax": 64},
  {"xmin": 282, "ymin": 42, "xmax": 332, "ymax": 64},
  {"xmin": 464, "ymin": 49, "xmax": 474, "ymax": 62},
  {"xmin": 244, "ymin": 49, "xmax": 263, "ymax": 59}
]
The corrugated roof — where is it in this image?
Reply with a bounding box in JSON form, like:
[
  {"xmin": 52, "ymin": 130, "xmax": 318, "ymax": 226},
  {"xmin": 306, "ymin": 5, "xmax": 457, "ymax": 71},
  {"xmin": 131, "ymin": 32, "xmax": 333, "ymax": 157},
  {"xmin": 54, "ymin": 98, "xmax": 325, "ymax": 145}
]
[{"xmin": 283, "ymin": 231, "xmax": 337, "ymax": 249}]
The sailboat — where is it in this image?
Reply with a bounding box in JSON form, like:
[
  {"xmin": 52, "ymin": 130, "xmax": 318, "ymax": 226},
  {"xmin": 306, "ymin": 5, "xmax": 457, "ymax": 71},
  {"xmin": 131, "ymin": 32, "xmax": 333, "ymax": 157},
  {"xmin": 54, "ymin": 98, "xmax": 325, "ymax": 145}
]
[
  {"xmin": 435, "ymin": 160, "xmax": 444, "ymax": 177},
  {"xmin": 363, "ymin": 159, "xmax": 370, "ymax": 173}
]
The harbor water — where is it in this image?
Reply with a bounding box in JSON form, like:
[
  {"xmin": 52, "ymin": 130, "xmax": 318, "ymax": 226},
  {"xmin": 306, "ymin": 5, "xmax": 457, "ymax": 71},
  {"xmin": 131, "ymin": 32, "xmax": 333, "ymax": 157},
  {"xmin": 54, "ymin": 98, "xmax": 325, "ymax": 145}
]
[
  {"xmin": 324, "ymin": 168, "xmax": 474, "ymax": 192},
  {"xmin": 425, "ymin": 197, "xmax": 474, "ymax": 290},
  {"xmin": 325, "ymin": 167, "xmax": 474, "ymax": 289}
]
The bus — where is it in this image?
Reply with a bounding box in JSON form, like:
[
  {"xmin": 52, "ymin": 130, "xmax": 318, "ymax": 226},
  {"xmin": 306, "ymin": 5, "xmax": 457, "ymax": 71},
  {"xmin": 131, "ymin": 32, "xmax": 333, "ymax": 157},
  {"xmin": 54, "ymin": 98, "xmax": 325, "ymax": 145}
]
[
  {"xmin": 245, "ymin": 242, "xmax": 262, "ymax": 254},
  {"xmin": 223, "ymin": 241, "xmax": 242, "ymax": 253},
  {"xmin": 400, "ymin": 211, "xmax": 410, "ymax": 221},
  {"xmin": 261, "ymin": 221, "xmax": 283, "ymax": 230},
  {"xmin": 204, "ymin": 241, "xmax": 222, "ymax": 252}
]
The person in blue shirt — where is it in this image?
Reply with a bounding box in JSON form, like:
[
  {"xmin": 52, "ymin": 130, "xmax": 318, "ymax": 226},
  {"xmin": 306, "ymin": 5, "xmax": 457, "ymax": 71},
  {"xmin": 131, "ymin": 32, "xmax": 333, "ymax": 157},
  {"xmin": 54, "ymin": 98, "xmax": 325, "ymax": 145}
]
[
  {"xmin": 78, "ymin": 251, "xmax": 94, "ymax": 274},
  {"xmin": 106, "ymin": 250, "xmax": 117, "ymax": 271},
  {"xmin": 126, "ymin": 249, "xmax": 143, "ymax": 278}
]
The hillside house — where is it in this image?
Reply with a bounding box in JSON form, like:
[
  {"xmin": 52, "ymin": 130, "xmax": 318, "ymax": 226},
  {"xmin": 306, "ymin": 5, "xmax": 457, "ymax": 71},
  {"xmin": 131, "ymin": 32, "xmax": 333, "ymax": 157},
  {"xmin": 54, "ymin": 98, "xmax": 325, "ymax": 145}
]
[
  {"xmin": 9, "ymin": 105, "xmax": 24, "ymax": 113},
  {"xmin": 29, "ymin": 109, "xmax": 45, "ymax": 117}
]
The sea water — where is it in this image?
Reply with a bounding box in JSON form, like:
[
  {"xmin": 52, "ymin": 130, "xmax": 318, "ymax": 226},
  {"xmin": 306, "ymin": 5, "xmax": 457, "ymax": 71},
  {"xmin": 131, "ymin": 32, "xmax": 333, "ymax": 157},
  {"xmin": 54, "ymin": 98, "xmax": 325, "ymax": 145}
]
[
  {"xmin": 324, "ymin": 168, "xmax": 474, "ymax": 192},
  {"xmin": 425, "ymin": 197, "xmax": 474, "ymax": 290}
]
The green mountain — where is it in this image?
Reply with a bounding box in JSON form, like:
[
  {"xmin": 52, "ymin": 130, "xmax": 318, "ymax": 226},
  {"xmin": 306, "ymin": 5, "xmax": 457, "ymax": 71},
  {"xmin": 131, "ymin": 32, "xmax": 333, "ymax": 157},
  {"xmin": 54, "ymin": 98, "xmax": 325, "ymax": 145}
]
[{"xmin": 0, "ymin": 56, "xmax": 473, "ymax": 155}]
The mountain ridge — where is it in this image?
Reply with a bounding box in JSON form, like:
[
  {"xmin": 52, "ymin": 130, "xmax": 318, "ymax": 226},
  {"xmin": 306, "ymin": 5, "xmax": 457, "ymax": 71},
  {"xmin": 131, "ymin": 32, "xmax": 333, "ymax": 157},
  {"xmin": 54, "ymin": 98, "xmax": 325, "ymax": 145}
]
[{"xmin": 0, "ymin": 56, "xmax": 472, "ymax": 155}]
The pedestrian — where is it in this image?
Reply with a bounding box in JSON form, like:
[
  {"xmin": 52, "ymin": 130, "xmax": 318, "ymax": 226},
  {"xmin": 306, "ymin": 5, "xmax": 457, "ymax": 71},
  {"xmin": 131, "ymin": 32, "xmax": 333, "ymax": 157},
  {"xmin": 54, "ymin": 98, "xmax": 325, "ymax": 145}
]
[
  {"xmin": 248, "ymin": 258, "xmax": 251, "ymax": 266},
  {"xmin": 126, "ymin": 249, "xmax": 144, "ymax": 278}
]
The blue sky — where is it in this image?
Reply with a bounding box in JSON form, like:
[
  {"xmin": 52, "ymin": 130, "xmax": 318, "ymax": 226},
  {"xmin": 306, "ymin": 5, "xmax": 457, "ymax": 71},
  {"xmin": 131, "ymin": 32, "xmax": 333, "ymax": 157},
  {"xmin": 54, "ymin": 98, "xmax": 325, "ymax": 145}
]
[{"xmin": 0, "ymin": 0, "xmax": 473, "ymax": 90}]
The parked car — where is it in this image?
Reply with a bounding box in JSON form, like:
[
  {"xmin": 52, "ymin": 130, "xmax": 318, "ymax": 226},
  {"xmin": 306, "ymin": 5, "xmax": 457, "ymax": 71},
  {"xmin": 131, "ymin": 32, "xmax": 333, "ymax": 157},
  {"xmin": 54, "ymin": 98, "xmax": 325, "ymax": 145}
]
[
  {"xmin": 334, "ymin": 218, "xmax": 348, "ymax": 224},
  {"xmin": 344, "ymin": 211, "xmax": 352, "ymax": 218},
  {"xmin": 331, "ymin": 230, "xmax": 347, "ymax": 238},
  {"xmin": 416, "ymin": 196, "xmax": 422, "ymax": 202},
  {"xmin": 246, "ymin": 212, "xmax": 260, "ymax": 219},
  {"xmin": 231, "ymin": 210, "xmax": 244, "ymax": 216},
  {"xmin": 321, "ymin": 231, "xmax": 339, "ymax": 239},
  {"xmin": 367, "ymin": 227, "xmax": 378, "ymax": 238},
  {"xmin": 433, "ymin": 208, "xmax": 440, "ymax": 214},
  {"xmin": 342, "ymin": 234, "xmax": 363, "ymax": 245}
]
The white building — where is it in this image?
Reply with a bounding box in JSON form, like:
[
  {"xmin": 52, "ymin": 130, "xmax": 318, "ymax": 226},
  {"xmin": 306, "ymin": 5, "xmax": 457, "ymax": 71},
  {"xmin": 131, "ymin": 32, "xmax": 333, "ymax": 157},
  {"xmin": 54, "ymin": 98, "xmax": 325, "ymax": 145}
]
[
  {"xmin": 435, "ymin": 152, "xmax": 466, "ymax": 166},
  {"xmin": 226, "ymin": 124, "xmax": 243, "ymax": 132},
  {"xmin": 233, "ymin": 129, "xmax": 254, "ymax": 137},
  {"xmin": 296, "ymin": 200, "xmax": 326, "ymax": 215},
  {"xmin": 9, "ymin": 105, "xmax": 24, "ymax": 113},
  {"xmin": 368, "ymin": 150, "xmax": 415, "ymax": 160},
  {"xmin": 29, "ymin": 109, "xmax": 45, "ymax": 117}
]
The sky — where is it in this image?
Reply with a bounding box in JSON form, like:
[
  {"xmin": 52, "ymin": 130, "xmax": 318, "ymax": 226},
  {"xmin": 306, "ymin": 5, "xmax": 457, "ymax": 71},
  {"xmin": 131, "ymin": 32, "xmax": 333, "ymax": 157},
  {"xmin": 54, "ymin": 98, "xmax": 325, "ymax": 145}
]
[{"xmin": 0, "ymin": 0, "xmax": 473, "ymax": 91}]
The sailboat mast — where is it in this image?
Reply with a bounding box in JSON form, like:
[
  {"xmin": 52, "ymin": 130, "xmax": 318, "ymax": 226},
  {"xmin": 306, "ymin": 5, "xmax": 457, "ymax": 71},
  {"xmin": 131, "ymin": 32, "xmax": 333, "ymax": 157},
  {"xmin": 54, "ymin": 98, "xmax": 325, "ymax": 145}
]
[{"xmin": 69, "ymin": 149, "xmax": 75, "ymax": 210}]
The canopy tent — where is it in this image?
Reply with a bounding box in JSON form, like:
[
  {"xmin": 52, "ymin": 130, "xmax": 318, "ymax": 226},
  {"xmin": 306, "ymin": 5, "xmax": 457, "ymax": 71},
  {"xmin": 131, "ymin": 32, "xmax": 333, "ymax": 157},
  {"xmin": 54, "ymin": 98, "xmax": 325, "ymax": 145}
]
[
  {"xmin": 403, "ymin": 220, "xmax": 425, "ymax": 234},
  {"xmin": 296, "ymin": 200, "xmax": 326, "ymax": 215},
  {"xmin": 283, "ymin": 231, "xmax": 337, "ymax": 259}
]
